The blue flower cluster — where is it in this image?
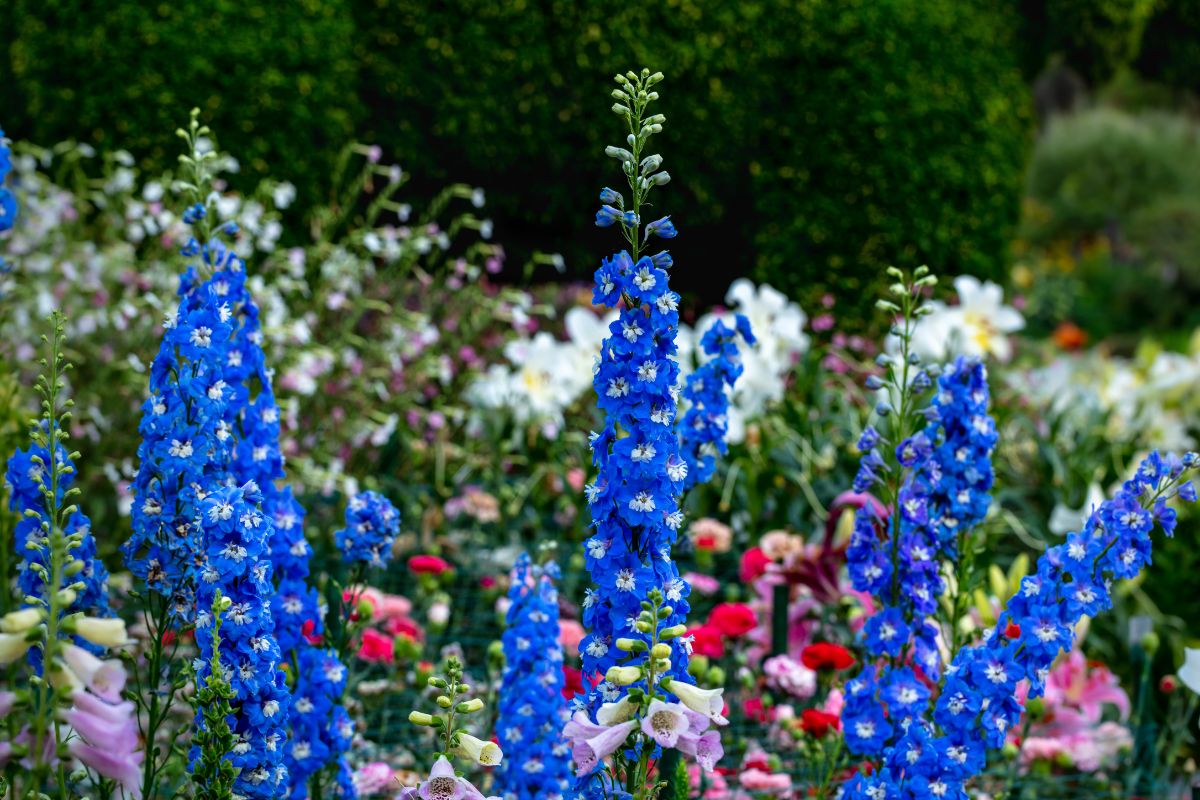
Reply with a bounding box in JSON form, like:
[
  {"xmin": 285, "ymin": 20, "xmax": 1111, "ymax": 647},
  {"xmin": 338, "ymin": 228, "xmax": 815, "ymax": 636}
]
[
  {"xmin": 679, "ymin": 316, "xmax": 754, "ymax": 491},
  {"xmin": 579, "ymin": 242, "xmax": 694, "ymax": 706},
  {"xmin": 286, "ymin": 645, "xmax": 356, "ymax": 800},
  {"xmin": 843, "ymin": 358, "xmax": 997, "ymax": 755},
  {"xmin": 496, "ymin": 553, "xmax": 572, "ymax": 800},
  {"xmin": 842, "ymin": 451, "xmax": 1198, "ymax": 800},
  {"xmin": 334, "ymin": 490, "xmax": 401, "ymax": 568},
  {"xmin": 5, "ymin": 437, "xmax": 112, "ymax": 660},
  {"xmin": 0, "ymin": 125, "xmax": 16, "ymax": 236},
  {"xmin": 192, "ymin": 481, "xmax": 292, "ymax": 800},
  {"xmin": 204, "ymin": 250, "xmax": 323, "ymax": 656},
  {"xmin": 124, "ymin": 245, "xmax": 244, "ymax": 619}
]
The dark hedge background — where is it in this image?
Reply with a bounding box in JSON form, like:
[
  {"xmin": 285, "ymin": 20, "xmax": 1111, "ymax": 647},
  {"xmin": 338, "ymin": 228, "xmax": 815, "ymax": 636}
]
[{"xmin": 1, "ymin": 0, "xmax": 1189, "ymax": 310}]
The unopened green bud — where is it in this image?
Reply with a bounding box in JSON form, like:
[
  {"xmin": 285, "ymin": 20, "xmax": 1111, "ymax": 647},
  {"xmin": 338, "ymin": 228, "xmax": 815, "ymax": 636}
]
[
  {"xmin": 657, "ymin": 605, "xmax": 673, "ymax": 619},
  {"xmin": 1141, "ymin": 631, "xmax": 1160, "ymax": 654},
  {"xmin": 708, "ymin": 666, "xmax": 726, "ymax": 685},
  {"xmin": 428, "ymin": 677, "xmax": 448, "ymax": 689},
  {"xmin": 606, "ymin": 666, "xmax": 642, "ymax": 686},
  {"xmin": 616, "ymin": 638, "xmax": 647, "ymax": 653},
  {"xmin": 659, "ymin": 624, "xmax": 687, "ymax": 640},
  {"xmin": 635, "ymin": 621, "xmax": 653, "ymax": 634},
  {"xmin": 436, "ymin": 695, "xmax": 452, "ymax": 708},
  {"xmin": 612, "ymin": 103, "xmax": 630, "ymax": 116},
  {"xmin": 456, "ymin": 698, "xmax": 485, "ymax": 713},
  {"xmin": 650, "ymin": 643, "xmax": 671, "ymax": 660},
  {"xmin": 408, "ymin": 711, "xmax": 436, "ymax": 727}
]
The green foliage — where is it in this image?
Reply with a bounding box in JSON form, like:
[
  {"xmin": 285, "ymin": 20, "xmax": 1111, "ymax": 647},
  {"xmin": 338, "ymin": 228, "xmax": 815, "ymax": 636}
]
[
  {"xmin": 746, "ymin": 0, "xmax": 1031, "ymax": 315},
  {"xmin": 1025, "ymin": 108, "xmax": 1200, "ymax": 243},
  {"xmin": 1014, "ymin": 0, "xmax": 1157, "ymax": 83},
  {"xmin": 1021, "ymin": 107, "xmax": 1200, "ymax": 334},
  {"xmin": 1136, "ymin": 0, "xmax": 1200, "ymax": 93},
  {"xmin": 191, "ymin": 593, "xmax": 239, "ymax": 800},
  {"xmin": 5, "ymin": 0, "xmax": 360, "ymax": 211}
]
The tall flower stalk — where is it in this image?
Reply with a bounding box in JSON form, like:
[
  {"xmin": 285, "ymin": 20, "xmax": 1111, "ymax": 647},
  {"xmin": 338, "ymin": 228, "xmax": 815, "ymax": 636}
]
[
  {"xmin": 495, "ymin": 553, "xmax": 571, "ymax": 800},
  {"xmin": 573, "ymin": 68, "xmax": 738, "ymax": 800},
  {"xmin": 123, "ymin": 111, "xmax": 242, "ymax": 797},
  {"xmin": 1, "ymin": 313, "xmax": 130, "ymax": 798}
]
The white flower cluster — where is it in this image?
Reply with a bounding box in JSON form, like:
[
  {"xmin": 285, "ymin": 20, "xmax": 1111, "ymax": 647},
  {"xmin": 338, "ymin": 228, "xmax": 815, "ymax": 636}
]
[{"xmin": 466, "ymin": 279, "xmax": 811, "ymax": 443}]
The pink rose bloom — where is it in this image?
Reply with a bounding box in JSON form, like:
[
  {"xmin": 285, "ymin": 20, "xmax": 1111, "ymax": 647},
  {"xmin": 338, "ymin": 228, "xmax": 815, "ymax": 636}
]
[
  {"xmin": 759, "ymin": 530, "xmax": 800, "ymax": 561},
  {"xmin": 685, "ymin": 572, "xmax": 721, "ymax": 596},
  {"xmin": 566, "ymin": 468, "xmax": 586, "ymax": 492},
  {"xmin": 344, "ymin": 585, "xmax": 385, "ymax": 616},
  {"xmin": 377, "ymin": 594, "xmax": 414, "ymax": 621},
  {"xmin": 558, "ymin": 620, "xmax": 586, "ymax": 658},
  {"xmin": 762, "ymin": 655, "xmax": 816, "ymax": 699},
  {"xmin": 738, "ymin": 769, "xmax": 792, "ymax": 794},
  {"xmin": 354, "ymin": 761, "xmax": 396, "ymax": 796},
  {"xmin": 821, "ymin": 687, "xmax": 845, "ymax": 718}
]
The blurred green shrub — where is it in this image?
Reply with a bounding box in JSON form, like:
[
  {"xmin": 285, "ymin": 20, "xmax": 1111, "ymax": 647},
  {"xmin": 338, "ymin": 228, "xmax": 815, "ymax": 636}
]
[
  {"xmin": 5, "ymin": 0, "xmax": 361, "ymax": 210},
  {"xmin": 1020, "ymin": 108, "xmax": 1200, "ymax": 336},
  {"xmin": 745, "ymin": 0, "xmax": 1031, "ymax": 313},
  {"xmin": 3, "ymin": 0, "xmax": 1032, "ymax": 315},
  {"xmin": 1023, "ymin": 108, "xmax": 1200, "ymax": 244}
]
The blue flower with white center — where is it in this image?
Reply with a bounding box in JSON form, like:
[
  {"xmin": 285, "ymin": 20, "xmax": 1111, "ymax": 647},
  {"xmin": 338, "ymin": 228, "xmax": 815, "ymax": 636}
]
[
  {"xmin": 286, "ymin": 645, "xmax": 353, "ymax": 800},
  {"xmin": 843, "ymin": 451, "xmax": 1198, "ymax": 800},
  {"xmin": 190, "ymin": 480, "xmax": 291, "ymax": 800},
  {"xmin": 495, "ymin": 554, "xmax": 571, "ymax": 800},
  {"xmin": 679, "ymin": 316, "xmax": 754, "ymax": 491},
  {"xmin": 333, "ymin": 490, "xmax": 401, "ymax": 568},
  {"xmin": 124, "ymin": 257, "xmax": 241, "ymax": 620}
]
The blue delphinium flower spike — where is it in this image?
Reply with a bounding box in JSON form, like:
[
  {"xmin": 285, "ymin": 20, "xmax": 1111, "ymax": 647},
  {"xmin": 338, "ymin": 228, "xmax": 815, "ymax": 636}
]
[
  {"xmin": 679, "ymin": 314, "xmax": 754, "ymax": 490},
  {"xmin": 190, "ymin": 480, "xmax": 292, "ymax": 800},
  {"xmin": 496, "ymin": 554, "xmax": 572, "ymax": 800}
]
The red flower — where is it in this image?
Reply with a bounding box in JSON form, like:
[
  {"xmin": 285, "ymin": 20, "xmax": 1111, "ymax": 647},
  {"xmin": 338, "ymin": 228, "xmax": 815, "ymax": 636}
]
[
  {"xmin": 562, "ymin": 666, "xmax": 584, "ymax": 699},
  {"xmin": 689, "ymin": 624, "xmax": 726, "ymax": 659},
  {"xmin": 708, "ymin": 603, "xmax": 757, "ymax": 638},
  {"xmin": 739, "ymin": 547, "xmax": 772, "ymax": 583},
  {"xmin": 1004, "ymin": 621, "xmax": 1021, "ymax": 639},
  {"xmin": 742, "ymin": 696, "xmax": 774, "ymax": 724},
  {"xmin": 408, "ymin": 554, "xmax": 451, "ymax": 575},
  {"xmin": 357, "ymin": 628, "xmax": 395, "ymax": 663},
  {"xmin": 301, "ymin": 619, "xmax": 323, "ymax": 645},
  {"xmin": 801, "ymin": 642, "xmax": 855, "ymax": 671},
  {"xmin": 800, "ymin": 708, "xmax": 841, "ymax": 737},
  {"xmin": 386, "ymin": 616, "xmax": 423, "ymax": 641}
]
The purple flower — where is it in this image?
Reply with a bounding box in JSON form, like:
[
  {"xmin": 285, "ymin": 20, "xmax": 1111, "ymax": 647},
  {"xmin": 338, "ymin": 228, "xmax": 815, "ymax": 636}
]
[
  {"xmin": 640, "ymin": 699, "xmax": 690, "ymax": 748},
  {"xmin": 569, "ymin": 719, "xmax": 638, "ymax": 775}
]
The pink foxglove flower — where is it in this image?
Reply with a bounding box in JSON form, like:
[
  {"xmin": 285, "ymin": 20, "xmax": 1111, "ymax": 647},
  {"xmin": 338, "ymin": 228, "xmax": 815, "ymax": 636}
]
[
  {"xmin": 63, "ymin": 644, "xmax": 127, "ymax": 702},
  {"xmin": 65, "ymin": 689, "xmax": 143, "ymax": 798},
  {"xmin": 568, "ymin": 719, "xmax": 638, "ymax": 775},
  {"xmin": 640, "ymin": 699, "xmax": 691, "ymax": 748},
  {"xmin": 400, "ymin": 755, "xmax": 500, "ymax": 800}
]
